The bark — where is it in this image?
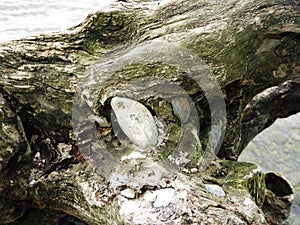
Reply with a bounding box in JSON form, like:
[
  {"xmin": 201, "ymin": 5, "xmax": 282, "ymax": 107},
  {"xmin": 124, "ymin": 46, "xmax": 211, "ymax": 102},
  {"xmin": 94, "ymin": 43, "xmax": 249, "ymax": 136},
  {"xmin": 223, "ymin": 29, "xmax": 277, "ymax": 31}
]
[{"xmin": 0, "ymin": 0, "xmax": 299, "ymax": 224}]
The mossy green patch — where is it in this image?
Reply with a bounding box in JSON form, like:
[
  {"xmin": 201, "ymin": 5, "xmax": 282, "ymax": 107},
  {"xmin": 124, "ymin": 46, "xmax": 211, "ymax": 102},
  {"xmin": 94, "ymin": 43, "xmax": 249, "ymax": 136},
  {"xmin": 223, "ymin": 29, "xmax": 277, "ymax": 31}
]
[{"xmin": 202, "ymin": 160, "xmax": 266, "ymax": 208}]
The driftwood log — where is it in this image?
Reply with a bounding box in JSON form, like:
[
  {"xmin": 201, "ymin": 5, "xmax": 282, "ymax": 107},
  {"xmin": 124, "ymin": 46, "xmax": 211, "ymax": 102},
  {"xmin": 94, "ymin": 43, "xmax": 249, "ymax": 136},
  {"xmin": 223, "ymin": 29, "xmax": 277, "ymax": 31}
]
[{"xmin": 0, "ymin": 0, "xmax": 299, "ymax": 224}]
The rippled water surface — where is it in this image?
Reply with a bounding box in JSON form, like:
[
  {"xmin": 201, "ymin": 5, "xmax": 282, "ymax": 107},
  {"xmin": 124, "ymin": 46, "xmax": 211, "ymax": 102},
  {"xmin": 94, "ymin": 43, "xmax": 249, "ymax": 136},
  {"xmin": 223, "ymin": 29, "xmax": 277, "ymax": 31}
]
[
  {"xmin": 1, "ymin": 0, "xmax": 300, "ymax": 223},
  {"xmin": 0, "ymin": 0, "xmax": 113, "ymax": 42}
]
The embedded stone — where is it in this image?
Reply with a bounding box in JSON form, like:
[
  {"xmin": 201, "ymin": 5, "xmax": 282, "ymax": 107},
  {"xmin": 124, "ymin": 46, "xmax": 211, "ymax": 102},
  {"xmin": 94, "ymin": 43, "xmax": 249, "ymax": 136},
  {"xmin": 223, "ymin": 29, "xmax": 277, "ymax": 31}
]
[
  {"xmin": 121, "ymin": 188, "xmax": 136, "ymax": 199},
  {"xmin": 111, "ymin": 97, "xmax": 158, "ymax": 148},
  {"xmin": 205, "ymin": 184, "xmax": 226, "ymax": 197}
]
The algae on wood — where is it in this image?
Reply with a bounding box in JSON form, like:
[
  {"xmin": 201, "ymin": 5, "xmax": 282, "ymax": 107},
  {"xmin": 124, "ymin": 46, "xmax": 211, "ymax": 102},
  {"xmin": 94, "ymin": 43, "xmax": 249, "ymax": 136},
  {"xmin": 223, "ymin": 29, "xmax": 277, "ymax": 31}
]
[{"xmin": 0, "ymin": 0, "xmax": 299, "ymax": 224}]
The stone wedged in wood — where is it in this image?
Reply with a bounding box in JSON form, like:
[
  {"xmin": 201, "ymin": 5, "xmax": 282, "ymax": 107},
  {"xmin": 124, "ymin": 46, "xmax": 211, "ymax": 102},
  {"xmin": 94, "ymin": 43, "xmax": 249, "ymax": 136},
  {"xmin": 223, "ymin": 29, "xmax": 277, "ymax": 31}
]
[{"xmin": 0, "ymin": 0, "xmax": 299, "ymax": 224}]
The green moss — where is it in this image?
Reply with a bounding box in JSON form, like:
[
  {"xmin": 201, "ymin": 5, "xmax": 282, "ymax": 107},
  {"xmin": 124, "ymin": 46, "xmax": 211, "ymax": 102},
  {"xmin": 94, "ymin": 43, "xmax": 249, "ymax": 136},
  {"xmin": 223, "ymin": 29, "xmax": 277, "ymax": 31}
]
[
  {"xmin": 157, "ymin": 123, "xmax": 181, "ymax": 159},
  {"xmin": 221, "ymin": 161, "xmax": 265, "ymax": 208},
  {"xmin": 82, "ymin": 11, "xmax": 138, "ymax": 52},
  {"xmin": 188, "ymin": 142, "xmax": 203, "ymax": 167},
  {"xmin": 202, "ymin": 160, "xmax": 266, "ymax": 208},
  {"xmin": 245, "ymin": 171, "xmax": 266, "ymax": 208}
]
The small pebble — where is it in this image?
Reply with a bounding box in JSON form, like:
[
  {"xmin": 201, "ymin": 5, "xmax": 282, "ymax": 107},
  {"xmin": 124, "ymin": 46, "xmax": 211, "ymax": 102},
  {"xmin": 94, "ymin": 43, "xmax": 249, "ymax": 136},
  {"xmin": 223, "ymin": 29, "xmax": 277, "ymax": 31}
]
[
  {"xmin": 205, "ymin": 184, "xmax": 226, "ymax": 197},
  {"xmin": 121, "ymin": 188, "xmax": 136, "ymax": 199},
  {"xmin": 191, "ymin": 168, "xmax": 198, "ymax": 173}
]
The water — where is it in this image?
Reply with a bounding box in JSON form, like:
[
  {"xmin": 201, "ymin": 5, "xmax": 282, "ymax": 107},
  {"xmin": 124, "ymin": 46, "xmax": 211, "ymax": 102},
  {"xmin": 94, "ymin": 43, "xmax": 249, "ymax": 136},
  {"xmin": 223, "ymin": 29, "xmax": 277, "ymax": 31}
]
[
  {"xmin": 1, "ymin": 0, "xmax": 299, "ymax": 223},
  {"xmin": 0, "ymin": 0, "xmax": 113, "ymax": 43}
]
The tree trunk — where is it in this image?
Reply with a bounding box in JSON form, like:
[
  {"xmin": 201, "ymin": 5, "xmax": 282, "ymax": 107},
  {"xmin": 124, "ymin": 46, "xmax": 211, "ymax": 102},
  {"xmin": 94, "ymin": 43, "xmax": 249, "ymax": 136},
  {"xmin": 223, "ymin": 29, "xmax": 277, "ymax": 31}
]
[{"xmin": 0, "ymin": 0, "xmax": 299, "ymax": 224}]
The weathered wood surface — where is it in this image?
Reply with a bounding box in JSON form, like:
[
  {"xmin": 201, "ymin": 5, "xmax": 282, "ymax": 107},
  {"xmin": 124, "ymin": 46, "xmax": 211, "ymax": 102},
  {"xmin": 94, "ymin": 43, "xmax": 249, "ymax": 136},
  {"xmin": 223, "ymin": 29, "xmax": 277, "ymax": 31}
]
[{"xmin": 0, "ymin": 0, "xmax": 299, "ymax": 224}]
